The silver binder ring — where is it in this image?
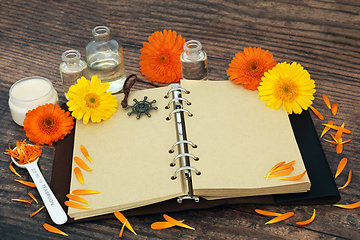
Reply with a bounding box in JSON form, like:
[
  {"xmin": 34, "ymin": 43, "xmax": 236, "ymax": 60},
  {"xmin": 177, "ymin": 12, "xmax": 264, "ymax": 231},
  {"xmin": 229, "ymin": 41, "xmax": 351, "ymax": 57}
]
[
  {"xmin": 166, "ymin": 109, "xmax": 193, "ymax": 120},
  {"xmin": 171, "ymin": 166, "xmax": 201, "ymax": 180},
  {"xmin": 165, "ymin": 98, "xmax": 191, "ymax": 109},
  {"xmin": 169, "ymin": 140, "xmax": 197, "ymax": 153},
  {"xmin": 170, "ymin": 153, "xmax": 199, "ymax": 167},
  {"xmin": 164, "ymin": 84, "xmax": 190, "ymax": 98}
]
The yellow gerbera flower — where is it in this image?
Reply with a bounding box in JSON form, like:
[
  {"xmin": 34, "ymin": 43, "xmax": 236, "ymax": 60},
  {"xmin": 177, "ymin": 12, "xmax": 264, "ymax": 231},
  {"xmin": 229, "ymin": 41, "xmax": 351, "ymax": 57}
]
[
  {"xmin": 66, "ymin": 76, "xmax": 118, "ymax": 124},
  {"xmin": 258, "ymin": 62, "xmax": 316, "ymax": 114},
  {"xmin": 139, "ymin": 29, "xmax": 185, "ymax": 84}
]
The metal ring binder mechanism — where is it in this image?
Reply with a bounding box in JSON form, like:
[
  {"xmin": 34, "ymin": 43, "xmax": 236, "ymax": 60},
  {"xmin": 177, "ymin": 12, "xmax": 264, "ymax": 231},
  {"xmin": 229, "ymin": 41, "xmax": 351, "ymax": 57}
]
[{"xmin": 165, "ymin": 83, "xmax": 200, "ymax": 203}]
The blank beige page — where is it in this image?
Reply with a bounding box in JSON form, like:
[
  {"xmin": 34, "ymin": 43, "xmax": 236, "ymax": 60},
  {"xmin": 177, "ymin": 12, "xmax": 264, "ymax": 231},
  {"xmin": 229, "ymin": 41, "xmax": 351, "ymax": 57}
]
[
  {"xmin": 181, "ymin": 80, "xmax": 310, "ymax": 198},
  {"xmin": 68, "ymin": 86, "xmax": 184, "ymax": 219}
]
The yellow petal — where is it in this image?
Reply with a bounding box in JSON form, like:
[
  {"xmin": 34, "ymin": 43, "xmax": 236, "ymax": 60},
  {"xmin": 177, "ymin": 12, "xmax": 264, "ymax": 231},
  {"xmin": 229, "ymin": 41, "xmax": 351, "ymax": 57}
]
[
  {"xmin": 296, "ymin": 209, "xmax": 316, "ymax": 226},
  {"xmin": 338, "ymin": 170, "xmax": 352, "ymax": 190},
  {"xmin": 278, "ymin": 170, "xmax": 307, "ymax": 181},
  {"xmin": 267, "ymin": 167, "xmax": 294, "ymax": 178},
  {"xmin": 66, "ymin": 194, "xmax": 89, "ymax": 204},
  {"xmin": 322, "ymin": 124, "xmax": 351, "ymax": 134},
  {"xmin": 265, "ymin": 212, "xmax": 294, "ymax": 224},
  {"xmin": 163, "ymin": 214, "xmax": 195, "ymax": 230},
  {"xmin": 80, "ymin": 145, "xmax": 93, "ymax": 163},
  {"xmin": 74, "ymin": 156, "xmax": 92, "ymax": 171},
  {"xmin": 43, "ymin": 223, "xmax": 68, "ymax": 236},
  {"xmin": 255, "ymin": 209, "xmax": 282, "ymax": 217},
  {"xmin": 114, "ymin": 211, "xmax": 137, "ymax": 235},
  {"xmin": 72, "ymin": 189, "xmax": 100, "ymax": 195},
  {"xmin": 333, "ymin": 201, "xmax": 360, "ymax": 209},
  {"xmin": 14, "ymin": 179, "xmax": 36, "ymax": 187},
  {"xmin": 335, "ymin": 158, "xmax": 347, "ymax": 179},
  {"xmin": 64, "ymin": 201, "xmax": 91, "ymax": 209},
  {"xmin": 30, "ymin": 206, "xmax": 45, "ymax": 217},
  {"xmin": 28, "ymin": 192, "xmax": 38, "ymax": 204},
  {"xmin": 119, "ymin": 219, "xmax": 127, "ymax": 238},
  {"xmin": 320, "ymin": 121, "xmax": 334, "ymax": 138},
  {"xmin": 9, "ymin": 161, "xmax": 21, "ymax": 177}
]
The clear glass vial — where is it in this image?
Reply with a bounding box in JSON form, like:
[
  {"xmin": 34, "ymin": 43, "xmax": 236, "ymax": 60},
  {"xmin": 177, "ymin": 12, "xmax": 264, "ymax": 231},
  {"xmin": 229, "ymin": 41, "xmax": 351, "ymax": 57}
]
[
  {"xmin": 60, "ymin": 50, "xmax": 87, "ymax": 99},
  {"xmin": 9, "ymin": 76, "xmax": 59, "ymax": 126},
  {"xmin": 180, "ymin": 40, "xmax": 208, "ymax": 81},
  {"xmin": 85, "ymin": 26, "xmax": 126, "ymax": 93}
]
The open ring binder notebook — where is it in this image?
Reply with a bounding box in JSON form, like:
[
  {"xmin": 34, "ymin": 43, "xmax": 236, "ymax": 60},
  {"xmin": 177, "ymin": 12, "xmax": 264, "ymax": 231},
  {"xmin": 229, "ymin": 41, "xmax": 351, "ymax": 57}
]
[{"xmin": 48, "ymin": 80, "xmax": 340, "ymax": 223}]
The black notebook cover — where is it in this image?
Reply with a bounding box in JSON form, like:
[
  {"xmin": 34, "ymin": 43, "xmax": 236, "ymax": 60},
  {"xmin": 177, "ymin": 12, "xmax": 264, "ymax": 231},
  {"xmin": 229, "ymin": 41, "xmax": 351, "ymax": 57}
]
[{"xmin": 47, "ymin": 105, "xmax": 340, "ymax": 224}]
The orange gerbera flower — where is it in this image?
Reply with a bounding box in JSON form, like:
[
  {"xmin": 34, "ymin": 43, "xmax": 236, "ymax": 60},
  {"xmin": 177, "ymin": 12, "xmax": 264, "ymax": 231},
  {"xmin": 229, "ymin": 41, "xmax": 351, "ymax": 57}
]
[
  {"xmin": 227, "ymin": 47, "xmax": 277, "ymax": 90},
  {"xmin": 139, "ymin": 29, "xmax": 185, "ymax": 84},
  {"xmin": 23, "ymin": 103, "xmax": 74, "ymax": 145}
]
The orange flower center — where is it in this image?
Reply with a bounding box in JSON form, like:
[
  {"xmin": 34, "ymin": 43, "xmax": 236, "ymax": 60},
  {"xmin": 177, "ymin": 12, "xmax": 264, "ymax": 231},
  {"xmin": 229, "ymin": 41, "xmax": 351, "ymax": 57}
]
[
  {"xmin": 85, "ymin": 93, "xmax": 100, "ymax": 108},
  {"xmin": 274, "ymin": 78, "xmax": 299, "ymax": 102},
  {"xmin": 40, "ymin": 116, "xmax": 57, "ymax": 133},
  {"xmin": 247, "ymin": 60, "xmax": 263, "ymax": 76},
  {"xmin": 158, "ymin": 53, "xmax": 170, "ymax": 65}
]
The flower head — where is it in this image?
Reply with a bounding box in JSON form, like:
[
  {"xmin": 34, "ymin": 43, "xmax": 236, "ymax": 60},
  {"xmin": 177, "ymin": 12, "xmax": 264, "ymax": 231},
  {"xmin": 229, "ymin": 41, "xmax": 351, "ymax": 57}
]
[
  {"xmin": 139, "ymin": 29, "xmax": 185, "ymax": 84},
  {"xmin": 66, "ymin": 76, "xmax": 118, "ymax": 124},
  {"xmin": 258, "ymin": 62, "xmax": 316, "ymax": 114},
  {"xmin": 227, "ymin": 47, "xmax": 277, "ymax": 90},
  {"xmin": 23, "ymin": 103, "xmax": 74, "ymax": 145}
]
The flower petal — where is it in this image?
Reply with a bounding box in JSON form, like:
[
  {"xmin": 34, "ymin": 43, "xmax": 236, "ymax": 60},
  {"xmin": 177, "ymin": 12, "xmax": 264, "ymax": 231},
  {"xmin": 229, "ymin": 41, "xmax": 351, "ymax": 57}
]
[
  {"xmin": 9, "ymin": 161, "xmax": 21, "ymax": 177},
  {"xmin": 309, "ymin": 106, "xmax": 324, "ymax": 120},
  {"xmin": 72, "ymin": 189, "xmax": 100, "ymax": 195},
  {"xmin": 74, "ymin": 167, "xmax": 84, "ymax": 185},
  {"xmin": 278, "ymin": 170, "xmax": 307, "ymax": 181},
  {"xmin": 255, "ymin": 209, "xmax": 282, "ymax": 217},
  {"xmin": 322, "ymin": 124, "xmax": 351, "ymax": 134},
  {"xmin": 74, "ymin": 156, "xmax": 92, "ymax": 171},
  {"xmin": 30, "ymin": 206, "xmax": 45, "ymax": 217},
  {"xmin": 333, "ymin": 201, "xmax": 360, "ymax": 209},
  {"xmin": 14, "ymin": 179, "xmax": 36, "ymax": 187},
  {"xmin": 338, "ymin": 170, "xmax": 352, "ymax": 190},
  {"xmin": 163, "ymin": 214, "xmax": 195, "ymax": 230},
  {"xmin": 64, "ymin": 201, "xmax": 91, "ymax": 209},
  {"xmin": 28, "ymin": 192, "xmax": 38, "ymax": 204},
  {"xmin": 265, "ymin": 212, "xmax": 294, "ymax": 224},
  {"xmin": 80, "ymin": 145, "xmax": 93, "ymax": 163},
  {"xmin": 296, "ymin": 209, "xmax": 316, "ymax": 226},
  {"xmin": 114, "ymin": 211, "xmax": 137, "ymax": 235},
  {"xmin": 267, "ymin": 167, "xmax": 294, "ymax": 178},
  {"xmin": 335, "ymin": 158, "xmax": 347, "ymax": 179},
  {"xmin": 331, "ymin": 104, "xmax": 338, "ymax": 116},
  {"xmin": 43, "ymin": 223, "xmax": 68, "ymax": 236},
  {"xmin": 66, "ymin": 194, "xmax": 89, "ymax": 204},
  {"xmin": 322, "ymin": 94, "xmax": 331, "ymax": 109},
  {"xmin": 12, "ymin": 199, "xmax": 32, "ymax": 204},
  {"xmin": 320, "ymin": 121, "xmax": 334, "ymax": 138}
]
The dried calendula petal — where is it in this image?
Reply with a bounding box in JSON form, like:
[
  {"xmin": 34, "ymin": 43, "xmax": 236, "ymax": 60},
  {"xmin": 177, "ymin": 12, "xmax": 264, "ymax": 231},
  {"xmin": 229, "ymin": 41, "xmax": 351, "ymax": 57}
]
[
  {"xmin": 265, "ymin": 212, "xmax": 294, "ymax": 225},
  {"xmin": 334, "ymin": 123, "xmax": 345, "ymax": 141},
  {"xmin": 14, "ymin": 179, "xmax": 36, "ymax": 187},
  {"xmin": 114, "ymin": 211, "xmax": 137, "ymax": 235},
  {"xmin": 66, "ymin": 194, "xmax": 89, "ymax": 204},
  {"xmin": 72, "ymin": 189, "xmax": 100, "ymax": 195},
  {"xmin": 65, "ymin": 201, "xmax": 91, "ymax": 209},
  {"xmin": 74, "ymin": 167, "xmax": 84, "ymax": 185},
  {"xmin": 309, "ymin": 106, "xmax": 324, "ymax": 120},
  {"xmin": 255, "ymin": 209, "xmax": 282, "ymax": 217},
  {"xmin": 119, "ymin": 219, "xmax": 127, "ymax": 238},
  {"xmin": 265, "ymin": 161, "xmax": 285, "ymax": 179},
  {"xmin": 336, "ymin": 143, "xmax": 343, "ymax": 154},
  {"xmin": 30, "ymin": 206, "xmax": 45, "ymax": 217},
  {"xmin": 80, "ymin": 145, "xmax": 93, "ymax": 163},
  {"xmin": 163, "ymin": 214, "xmax": 195, "ymax": 230},
  {"xmin": 74, "ymin": 156, "xmax": 92, "ymax": 171},
  {"xmin": 320, "ymin": 121, "xmax": 334, "ymax": 138},
  {"xmin": 322, "ymin": 124, "xmax": 351, "ymax": 134},
  {"xmin": 296, "ymin": 209, "xmax": 316, "ymax": 226},
  {"xmin": 28, "ymin": 192, "xmax": 38, "ymax": 204},
  {"xmin": 322, "ymin": 94, "xmax": 331, "ymax": 109},
  {"xmin": 278, "ymin": 170, "xmax": 307, "ymax": 181},
  {"xmin": 333, "ymin": 201, "xmax": 360, "ymax": 209},
  {"xmin": 331, "ymin": 104, "xmax": 338, "ymax": 116},
  {"xmin": 339, "ymin": 170, "xmax": 352, "ymax": 190},
  {"xmin": 43, "ymin": 223, "xmax": 68, "ymax": 236},
  {"xmin": 267, "ymin": 167, "xmax": 294, "ymax": 178},
  {"xmin": 12, "ymin": 199, "xmax": 32, "ymax": 204},
  {"xmin": 9, "ymin": 161, "xmax": 21, "ymax": 177},
  {"xmin": 335, "ymin": 158, "xmax": 347, "ymax": 179}
]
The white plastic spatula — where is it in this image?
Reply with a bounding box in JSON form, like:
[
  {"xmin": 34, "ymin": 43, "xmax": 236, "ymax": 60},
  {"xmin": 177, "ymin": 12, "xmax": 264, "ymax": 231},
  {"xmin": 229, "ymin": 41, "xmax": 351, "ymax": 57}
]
[{"xmin": 11, "ymin": 154, "xmax": 68, "ymax": 225}]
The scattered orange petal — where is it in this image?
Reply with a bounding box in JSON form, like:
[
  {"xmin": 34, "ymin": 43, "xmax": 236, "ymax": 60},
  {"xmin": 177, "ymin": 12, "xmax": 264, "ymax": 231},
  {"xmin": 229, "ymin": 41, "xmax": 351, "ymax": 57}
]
[
  {"xmin": 9, "ymin": 161, "xmax": 21, "ymax": 177},
  {"xmin": 64, "ymin": 201, "xmax": 91, "ymax": 209},
  {"xmin": 72, "ymin": 189, "xmax": 100, "ymax": 195},
  {"xmin": 323, "ymin": 139, "xmax": 338, "ymax": 144},
  {"xmin": 334, "ymin": 123, "xmax": 345, "ymax": 141},
  {"xmin": 296, "ymin": 209, "xmax": 316, "ymax": 226},
  {"xmin": 320, "ymin": 121, "xmax": 334, "ymax": 138},
  {"xmin": 74, "ymin": 156, "xmax": 92, "ymax": 171},
  {"xmin": 339, "ymin": 170, "xmax": 352, "ymax": 190},
  {"xmin": 28, "ymin": 192, "xmax": 38, "ymax": 204},
  {"xmin": 119, "ymin": 219, "xmax": 127, "ymax": 238},
  {"xmin": 330, "ymin": 133, "xmax": 338, "ymax": 143},
  {"xmin": 30, "ymin": 206, "xmax": 45, "ymax": 217},
  {"xmin": 80, "ymin": 145, "xmax": 93, "ymax": 163},
  {"xmin": 74, "ymin": 167, "xmax": 84, "ymax": 185},
  {"xmin": 322, "ymin": 124, "xmax": 351, "ymax": 134},
  {"xmin": 12, "ymin": 199, "xmax": 32, "ymax": 204},
  {"xmin": 278, "ymin": 170, "xmax": 307, "ymax": 181},
  {"xmin": 66, "ymin": 194, "xmax": 89, "ymax": 204},
  {"xmin": 43, "ymin": 223, "xmax": 68, "ymax": 236},
  {"xmin": 267, "ymin": 167, "xmax": 294, "ymax": 178},
  {"xmin": 322, "ymin": 94, "xmax": 331, "ymax": 109},
  {"xmin": 335, "ymin": 158, "xmax": 347, "ymax": 179},
  {"xmin": 114, "ymin": 211, "xmax": 137, "ymax": 235},
  {"xmin": 14, "ymin": 179, "xmax": 36, "ymax": 187},
  {"xmin": 333, "ymin": 201, "xmax": 360, "ymax": 209},
  {"xmin": 336, "ymin": 143, "xmax": 343, "ymax": 154},
  {"xmin": 309, "ymin": 106, "xmax": 324, "ymax": 120},
  {"xmin": 163, "ymin": 214, "xmax": 195, "ymax": 230},
  {"xmin": 265, "ymin": 161, "xmax": 285, "ymax": 179},
  {"xmin": 255, "ymin": 209, "xmax": 282, "ymax": 217},
  {"xmin": 340, "ymin": 139, "xmax": 351, "ymax": 144},
  {"xmin": 331, "ymin": 104, "xmax": 338, "ymax": 116},
  {"xmin": 265, "ymin": 212, "xmax": 294, "ymax": 225}
]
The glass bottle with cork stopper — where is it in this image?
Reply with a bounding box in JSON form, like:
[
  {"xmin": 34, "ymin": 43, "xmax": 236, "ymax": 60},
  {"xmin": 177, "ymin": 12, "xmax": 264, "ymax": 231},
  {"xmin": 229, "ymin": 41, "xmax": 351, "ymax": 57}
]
[
  {"xmin": 180, "ymin": 40, "xmax": 208, "ymax": 81},
  {"xmin": 59, "ymin": 50, "xmax": 87, "ymax": 99},
  {"xmin": 85, "ymin": 26, "xmax": 126, "ymax": 93}
]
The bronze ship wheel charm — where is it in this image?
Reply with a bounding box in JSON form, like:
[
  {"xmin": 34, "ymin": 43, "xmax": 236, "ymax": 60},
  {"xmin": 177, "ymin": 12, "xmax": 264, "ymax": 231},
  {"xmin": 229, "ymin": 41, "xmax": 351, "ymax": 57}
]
[{"xmin": 125, "ymin": 96, "xmax": 158, "ymax": 119}]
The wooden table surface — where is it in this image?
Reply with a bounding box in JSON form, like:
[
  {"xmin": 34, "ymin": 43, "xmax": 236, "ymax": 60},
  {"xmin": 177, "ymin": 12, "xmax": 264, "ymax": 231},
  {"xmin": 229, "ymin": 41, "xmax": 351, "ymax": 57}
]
[{"xmin": 1, "ymin": 0, "xmax": 359, "ymax": 239}]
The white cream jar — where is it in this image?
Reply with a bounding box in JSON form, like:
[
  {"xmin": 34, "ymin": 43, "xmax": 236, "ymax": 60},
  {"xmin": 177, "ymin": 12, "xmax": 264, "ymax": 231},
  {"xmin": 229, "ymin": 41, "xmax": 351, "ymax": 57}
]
[{"xmin": 9, "ymin": 76, "xmax": 59, "ymax": 126}]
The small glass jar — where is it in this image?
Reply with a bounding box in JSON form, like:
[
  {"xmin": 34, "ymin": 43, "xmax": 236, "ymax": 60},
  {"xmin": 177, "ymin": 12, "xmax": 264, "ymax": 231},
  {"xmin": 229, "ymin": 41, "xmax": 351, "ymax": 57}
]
[
  {"xmin": 180, "ymin": 40, "xmax": 208, "ymax": 81},
  {"xmin": 60, "ymin": 50, "xmax": 87, "ymax": 99},
  {"xmin": 85, "ymin": 26, "xmax": 126, "ymax": 93},
  {"xmin": 9, "ymin": 76, "xmax": 59, "ymax": 126}
]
